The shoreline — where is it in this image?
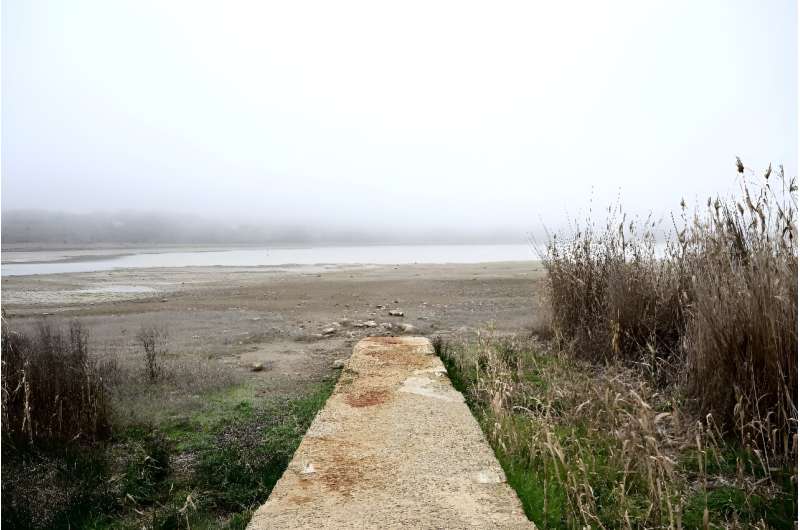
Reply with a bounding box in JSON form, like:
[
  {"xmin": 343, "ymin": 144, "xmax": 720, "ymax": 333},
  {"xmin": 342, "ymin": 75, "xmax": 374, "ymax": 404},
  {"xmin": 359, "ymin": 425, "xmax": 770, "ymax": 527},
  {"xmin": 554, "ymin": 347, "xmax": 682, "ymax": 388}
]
[{"xmin": 1, "ymin": 244, "xmax": 539, "ymax": 276}]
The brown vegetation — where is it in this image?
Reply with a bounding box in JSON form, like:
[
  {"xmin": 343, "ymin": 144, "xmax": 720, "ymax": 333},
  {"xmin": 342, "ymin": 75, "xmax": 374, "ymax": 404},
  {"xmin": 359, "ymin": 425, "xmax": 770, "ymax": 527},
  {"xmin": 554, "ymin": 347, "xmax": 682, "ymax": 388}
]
[
  {"xmin": 537, "ymin": 162, "xmax": 797, "ymax": 456},
  {"xmin": 1, "ymin": 320, "xmax": 110, "ymax": 445},
  {"xmin": 438, "ymin": 334, "xmax": 796, "ymax": 528}
]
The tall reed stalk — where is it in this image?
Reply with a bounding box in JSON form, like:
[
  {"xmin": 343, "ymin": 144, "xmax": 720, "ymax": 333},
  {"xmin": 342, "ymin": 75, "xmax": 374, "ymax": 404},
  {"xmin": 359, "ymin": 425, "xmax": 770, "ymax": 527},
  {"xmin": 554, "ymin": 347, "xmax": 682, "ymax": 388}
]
[{"xmin": 537, "ymin": 161, "xmax": 797, "ymax": 458}]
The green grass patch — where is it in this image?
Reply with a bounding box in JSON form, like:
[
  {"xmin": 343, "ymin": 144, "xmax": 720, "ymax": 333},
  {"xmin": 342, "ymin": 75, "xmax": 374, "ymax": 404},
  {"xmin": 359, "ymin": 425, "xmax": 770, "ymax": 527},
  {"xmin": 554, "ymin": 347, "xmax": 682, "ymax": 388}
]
[{"xmin": 2, "ymin": 378, "xmax": 336, "ymax": 529}]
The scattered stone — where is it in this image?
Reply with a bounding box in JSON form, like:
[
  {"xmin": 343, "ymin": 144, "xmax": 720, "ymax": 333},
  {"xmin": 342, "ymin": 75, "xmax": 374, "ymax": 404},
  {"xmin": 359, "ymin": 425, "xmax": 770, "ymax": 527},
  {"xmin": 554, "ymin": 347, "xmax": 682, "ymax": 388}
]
[
  {"xmin": 250, "ymin": 362, "xmax": 265, "ymax": 372},
  {"xmin": 352, "ymin": 321, "xmax": 366, "ymax": 328},
  {"xmin": 339, "ymin": 318, "xmax": 351, "ymax": 327},
  {"xmin": 364, "ymin": 320, "xmax": 378, "ymax": 328},
  {"xmin": 397, "ymin": 323, "xmax": 419, "ymax": 334},
  {"xmin": 381, "ymin": 322, "xmax": 393, "ymax": 330},
  {"xmin": 388, "ymin": 309, "xmax": 404, "ymax": 317},
  {"xmin": 322, "ymin": 327, "xmax": 337, "ymax": 335},
  {"xmin": 376, "ymin": 304, "xmax": 386, "ymax": 309},
  {"xmin": 332, "ymin": 359, "xmax": 347, "ymax": 369}
]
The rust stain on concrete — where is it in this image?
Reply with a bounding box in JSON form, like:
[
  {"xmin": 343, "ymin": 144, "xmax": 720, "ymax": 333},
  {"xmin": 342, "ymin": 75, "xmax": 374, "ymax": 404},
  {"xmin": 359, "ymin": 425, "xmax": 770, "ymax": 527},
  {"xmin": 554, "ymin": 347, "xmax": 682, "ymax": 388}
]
[{"xmin": 344, "ymin": 388, "xmax": 391, "ymax": 408}]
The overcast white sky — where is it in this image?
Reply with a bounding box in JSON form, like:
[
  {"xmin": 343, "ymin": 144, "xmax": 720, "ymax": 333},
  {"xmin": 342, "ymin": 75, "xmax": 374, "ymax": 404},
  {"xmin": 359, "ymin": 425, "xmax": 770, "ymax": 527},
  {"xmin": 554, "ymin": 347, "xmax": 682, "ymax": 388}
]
[{"xmin": 2, "ymin": 1, "xmax": 797, "ymax": 239}]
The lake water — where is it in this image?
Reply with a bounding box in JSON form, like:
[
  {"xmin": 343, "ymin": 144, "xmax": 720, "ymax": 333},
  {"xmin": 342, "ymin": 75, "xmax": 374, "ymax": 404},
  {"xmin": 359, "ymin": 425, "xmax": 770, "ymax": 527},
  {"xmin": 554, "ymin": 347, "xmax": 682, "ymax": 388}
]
[{"xmin": 1, "ymin": 244, "xmax": 537, "ymax": 276}]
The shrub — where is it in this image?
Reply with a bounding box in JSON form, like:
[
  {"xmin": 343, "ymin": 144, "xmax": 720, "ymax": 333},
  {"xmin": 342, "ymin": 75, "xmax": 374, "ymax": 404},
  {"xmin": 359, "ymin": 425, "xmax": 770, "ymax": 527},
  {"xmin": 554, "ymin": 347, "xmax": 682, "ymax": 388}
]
[
  {"xmin": 1, "ymin": 320, "xmax": 110, "ymax": 446},
  {"xmin": 137, "ymin": 324, "xmax": 168, "ymax": 382}
]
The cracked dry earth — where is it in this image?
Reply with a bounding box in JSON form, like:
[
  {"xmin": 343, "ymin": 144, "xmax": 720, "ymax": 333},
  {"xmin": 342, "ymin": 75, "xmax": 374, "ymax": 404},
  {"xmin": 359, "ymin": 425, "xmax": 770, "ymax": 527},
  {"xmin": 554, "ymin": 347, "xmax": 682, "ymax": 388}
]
[{"xmin": 248, "ymin": 336, "xmax": 534, "ymax": 529}]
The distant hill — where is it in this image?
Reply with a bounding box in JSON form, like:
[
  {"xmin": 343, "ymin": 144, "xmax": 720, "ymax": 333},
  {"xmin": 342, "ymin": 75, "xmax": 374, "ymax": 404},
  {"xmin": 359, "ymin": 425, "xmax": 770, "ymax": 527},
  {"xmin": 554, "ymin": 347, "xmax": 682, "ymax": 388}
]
[{"xmin": 1, "ymin": 210, "xmax": 522, "ymax": 247}]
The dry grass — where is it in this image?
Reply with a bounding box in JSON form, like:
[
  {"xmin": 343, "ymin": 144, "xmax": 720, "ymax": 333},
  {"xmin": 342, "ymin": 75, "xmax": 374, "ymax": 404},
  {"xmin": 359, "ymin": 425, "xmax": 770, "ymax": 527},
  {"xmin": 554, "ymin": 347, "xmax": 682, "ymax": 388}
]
[
  {"xmin": 537, "ymin": 161, "xmax": 797, "ymax": 458},
  {"xmin": 137, "ymin": 324, "xmax": 168, "ymax": 382},
  {"xmin": 97, "ymin": 346, "xmax": 241, "ymax": 427},
  {"xmin": 682, "ymin": 170, "xmax": 797, "ymax": 458},
  {"xmin": 438, "ymin": 334, "xmax": 796, "ymax": 529},
  {"xmin": 1, "ymin": 319, "xmax": 110, "ymax": 445}
]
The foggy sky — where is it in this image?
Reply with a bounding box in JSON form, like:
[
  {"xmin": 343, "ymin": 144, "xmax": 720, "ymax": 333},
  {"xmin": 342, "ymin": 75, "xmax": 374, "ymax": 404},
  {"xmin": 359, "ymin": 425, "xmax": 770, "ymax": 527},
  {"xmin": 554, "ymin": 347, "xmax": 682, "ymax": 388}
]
[{"xmin": 2, "ymin": 1, "xmax": 797, "ymax": 242}]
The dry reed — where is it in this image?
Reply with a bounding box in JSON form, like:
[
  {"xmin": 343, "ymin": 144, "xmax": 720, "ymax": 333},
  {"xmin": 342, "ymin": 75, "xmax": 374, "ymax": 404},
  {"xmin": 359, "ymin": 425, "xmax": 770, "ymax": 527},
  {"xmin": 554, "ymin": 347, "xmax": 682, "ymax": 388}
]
[{"xmin": 537, "ymin": 161, "xmax": 797, "ymax": 458}]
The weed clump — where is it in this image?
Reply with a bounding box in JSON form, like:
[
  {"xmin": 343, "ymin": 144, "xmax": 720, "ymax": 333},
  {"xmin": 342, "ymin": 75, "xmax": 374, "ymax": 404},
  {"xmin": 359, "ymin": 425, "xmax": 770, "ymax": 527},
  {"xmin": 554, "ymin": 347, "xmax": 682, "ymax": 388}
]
[
  {"xmin": 1, "ymin": 320, "xmax": 110, "ymax": 446},
  {"xmin": 137, "ymin": 324, "xmax": 168, "ymax": 382}
]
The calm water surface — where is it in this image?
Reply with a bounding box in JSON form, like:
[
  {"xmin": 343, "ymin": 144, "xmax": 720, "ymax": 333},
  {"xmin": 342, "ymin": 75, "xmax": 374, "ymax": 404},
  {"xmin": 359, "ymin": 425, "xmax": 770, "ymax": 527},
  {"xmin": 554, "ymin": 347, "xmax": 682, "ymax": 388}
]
[{"xmin": 1, "ymin": 244, "xmax": 536, "ymax": 276}]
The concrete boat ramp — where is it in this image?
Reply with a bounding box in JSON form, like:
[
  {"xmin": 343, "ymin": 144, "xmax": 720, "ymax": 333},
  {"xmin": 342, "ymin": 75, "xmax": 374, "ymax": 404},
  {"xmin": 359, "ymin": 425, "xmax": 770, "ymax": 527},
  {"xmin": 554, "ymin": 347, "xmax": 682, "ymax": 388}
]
[{"xmin": 247, "ymin": 336, "xmax": 533, "ymax": 529}]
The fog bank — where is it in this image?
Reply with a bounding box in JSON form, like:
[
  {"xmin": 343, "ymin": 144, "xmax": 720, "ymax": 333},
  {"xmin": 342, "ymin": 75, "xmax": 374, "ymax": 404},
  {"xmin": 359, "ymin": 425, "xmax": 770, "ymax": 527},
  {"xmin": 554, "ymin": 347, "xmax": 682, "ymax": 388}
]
[{"xmin": 1, "ymin": 210, "xmax": 526, "ymax": 247}]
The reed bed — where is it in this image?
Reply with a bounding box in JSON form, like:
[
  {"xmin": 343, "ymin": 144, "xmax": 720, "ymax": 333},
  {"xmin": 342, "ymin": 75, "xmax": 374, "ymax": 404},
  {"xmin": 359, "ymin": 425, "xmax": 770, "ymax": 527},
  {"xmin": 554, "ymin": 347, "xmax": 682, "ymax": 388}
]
[{"xmin": 537, "ymin": 162, "xmax": 797, "ymax": 457}]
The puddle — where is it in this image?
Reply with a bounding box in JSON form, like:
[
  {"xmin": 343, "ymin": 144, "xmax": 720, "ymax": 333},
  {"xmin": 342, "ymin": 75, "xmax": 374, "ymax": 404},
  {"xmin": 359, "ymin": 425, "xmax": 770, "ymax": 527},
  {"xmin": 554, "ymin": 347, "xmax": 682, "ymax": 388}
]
[{"xmin": 78, "ymin": 285, "xmax": 158, "ymax": 294}]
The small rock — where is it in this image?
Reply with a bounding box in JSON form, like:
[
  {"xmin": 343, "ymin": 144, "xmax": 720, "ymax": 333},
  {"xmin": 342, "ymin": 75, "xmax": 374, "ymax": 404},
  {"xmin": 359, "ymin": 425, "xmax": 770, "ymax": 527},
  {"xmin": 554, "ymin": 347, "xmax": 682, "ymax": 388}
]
[
  {"xmin": 250, "ymin": 362, "xmax": 265, "ymax": 372},
  {"xmin": 160, "ymin": 298, "xmax": 168, "ymax": 302},
  {"xmin": 364, "ymin": 320, "xmax": 378, "ymax": 328},
  {"xmin": 376, "ymin": 304, "xmax": 386, "ymax": 309},
  {"xmin": 322, "ymin": 327, "xmax": 337, "ymax": 335},
  {"xmin": 332, "ymin": 359, "xmax": 347, "ymax": 369},
  {"xmin": 301, "ymin": 462, "xmax": 316, "ymax": 475},
  {"xmin": 397, "ymin": 323, "xmax": 418, "ymax": 334},
  {"xmin": 352, "ymin": 321, "xmax": 366, "ymax": 328},
  {"xmin": 338, "ymin": 318, "xmax": 351, "ymax": 327},
  {"xmin": 381, "ymin": 322, "xmax": 393, "ymax": 330},
  {"xmin": 388, "ymin": 309, "xmax": 404, "ymax": 317}
]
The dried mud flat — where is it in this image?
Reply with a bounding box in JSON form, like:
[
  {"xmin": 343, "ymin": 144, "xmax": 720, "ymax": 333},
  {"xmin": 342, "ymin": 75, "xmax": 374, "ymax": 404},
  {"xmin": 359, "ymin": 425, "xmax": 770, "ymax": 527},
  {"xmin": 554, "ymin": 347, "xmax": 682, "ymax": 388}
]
[
  {"xmin": 248, "ymin": 336, "xmax": 534, "ymax": 529},
  {"xmin": 2, "ymin": 262, "xmax": 542, "ymax": 395}
]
